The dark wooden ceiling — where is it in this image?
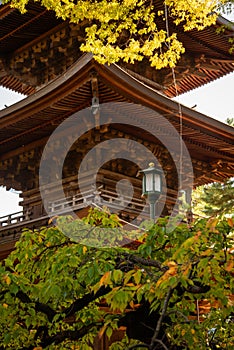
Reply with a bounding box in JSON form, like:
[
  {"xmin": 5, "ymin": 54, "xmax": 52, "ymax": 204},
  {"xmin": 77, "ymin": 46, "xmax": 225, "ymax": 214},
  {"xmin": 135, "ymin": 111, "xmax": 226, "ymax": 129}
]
[{"xmin": 0, "ymin": 1, "xmax": 233, "ymax": 96}]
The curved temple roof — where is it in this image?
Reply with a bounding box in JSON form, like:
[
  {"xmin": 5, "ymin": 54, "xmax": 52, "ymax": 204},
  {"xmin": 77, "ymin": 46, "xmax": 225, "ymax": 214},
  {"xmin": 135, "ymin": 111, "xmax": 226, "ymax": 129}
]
[{"xmin": 0, "ymin": 53, "xmax": 233, "ymax": 187}]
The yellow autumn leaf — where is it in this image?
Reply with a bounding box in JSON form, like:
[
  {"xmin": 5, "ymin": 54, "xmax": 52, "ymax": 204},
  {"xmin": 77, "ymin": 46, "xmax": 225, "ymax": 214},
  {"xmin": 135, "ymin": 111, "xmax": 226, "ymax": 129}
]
[
  {"xmin": 167, "ymin": 261, "xmax": 177, "ymax": 269},
  {"xmin": 156, "ymin": 261, "xmax": 178, "ymax": 287},
  {"xmin": 3, "ymin": 303, "xmax": 8, "ymax": 308},
  {"xmin": 8, "ymin": 0, "xmax": 221, "ymax": 70},
  {"xmin": 207, "ymin": 218, "xmax": 219, "ymax": 232},
  {"xmin": 201, "ymin": 249, "xmax": 212, "ymax": 256},
  {"xmin": 48, "ymin": 216, "xmax": 59, "ymax": 224},
  {"xmin": 3, "ymin": 275, "xmax": 11, "ymax": 285},
  {"xmin": 83, "ymin": 246, "xmax": 87, "ymax": 254},
  {"xmin": 6, "ymin": 276, "xmax": 11, "ymax": 285}
]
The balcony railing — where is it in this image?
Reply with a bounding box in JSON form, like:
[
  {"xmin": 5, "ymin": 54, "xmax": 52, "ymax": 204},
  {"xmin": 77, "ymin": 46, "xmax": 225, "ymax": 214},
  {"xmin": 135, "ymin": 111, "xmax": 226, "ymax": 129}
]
[
  {"xmin": 46, "ymin": 188, "xmax": 146, "ymax": 216},
  {"xmin": 0, "ymin": 209, "xmax": 32, "ymax": 228},
  {"xmin": 0, "ymin": 189, "xmax": 147, "ymax": 234},
  {"xmin": 47, "ymin": 190, "xmax": 95, "ymax": 214}
]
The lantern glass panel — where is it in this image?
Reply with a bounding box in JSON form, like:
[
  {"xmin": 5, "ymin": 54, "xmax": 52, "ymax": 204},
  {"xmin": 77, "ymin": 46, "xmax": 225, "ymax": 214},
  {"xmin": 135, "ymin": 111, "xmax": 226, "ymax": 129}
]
[
  {"xmin": 145, "ymin": 173, "xmax": 153, "ymax": 192},
  {"xmin": 154, "ymin": 173, "xmax": 161, "ymax": 192}
]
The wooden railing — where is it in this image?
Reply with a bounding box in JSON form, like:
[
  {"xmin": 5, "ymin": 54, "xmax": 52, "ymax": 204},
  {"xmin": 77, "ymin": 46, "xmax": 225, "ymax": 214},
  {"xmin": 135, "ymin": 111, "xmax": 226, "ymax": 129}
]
[
  {"xmin": 47, "ymin": 190, "xmax": 95, "ymax": 214},
  {"xmin": 47, "ymin": 189, "xmax": 146, "ymax": 215},
  {"xmin": 100, "ymin": 188, "xmax": 146, "ymax": 212},
  {"xmin": 0, "ymin": 189, "xmax": 146, "ymax": 233},
  {"xmin": 0, "ymin": 209, "xmax": 32, "ymax": 228}
]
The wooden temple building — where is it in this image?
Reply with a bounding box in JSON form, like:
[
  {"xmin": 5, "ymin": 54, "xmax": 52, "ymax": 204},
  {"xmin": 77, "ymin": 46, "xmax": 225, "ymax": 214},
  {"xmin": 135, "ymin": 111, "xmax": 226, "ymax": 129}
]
[{"xmin": 0, "ymin": 1, "xmax": 234, "ymax": 260}]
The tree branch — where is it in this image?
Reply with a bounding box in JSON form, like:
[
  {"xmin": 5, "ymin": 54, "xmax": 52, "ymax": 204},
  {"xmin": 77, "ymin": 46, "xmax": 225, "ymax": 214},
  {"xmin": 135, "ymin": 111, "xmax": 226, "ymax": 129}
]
[
  {"xmin": 122, "ymin": 252, "xmax": 168, "ymax": 272},
  {"xmin": 16, "ymin": 290, "xmax": 56, "ymax": 322},
  {"xmin": 150, "ymin": 288, "xmax": 173, "ymax": 349},
  {"xmin": 32, "ymin": 241, "xmax": 70, "ymax": 266},
  {"xmin": 185, "ymin": 284, "xmax": 210, "ymax": 294},
  {"xmin": 14, "ymin": 287, "xmax": 111, "ymax": 348},
  {"xmin": 41, "ymin": 324, "xmax": 96, "ymax": 347},
  {"xmin": 14, "ymin": 284, "xmax": 111, "ymax": 325},
  {"xmin": 151, "ymin": 339, "xmax": 169, "ymax": 350},
  {"xmin": 154, "ymin": 240, "xmax": 170, "ymax": 252},
  {"xmin": 166, "ymin": 310, "xmax": 189, "ymax": 323},
  {"xmin": 22, "ymin": 323, "xmax": 97, "ymax": 349},
  {"xmin": 64, "ymin": 285, "xmax": 111, "ymax": 318}
]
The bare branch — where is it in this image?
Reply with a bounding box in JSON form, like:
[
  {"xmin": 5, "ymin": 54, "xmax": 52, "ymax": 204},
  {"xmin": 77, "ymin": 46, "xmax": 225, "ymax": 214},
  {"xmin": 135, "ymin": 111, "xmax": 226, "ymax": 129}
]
[
  {"xmin": 151, "ymin": 339, "xmax": 169, "ymax": 350},
  {"xmin": 122, "ymin": 252, "xmax": 168, "ymax": 272},
  {"xmin": 166, "ymin": 310, "xmax": 189, "ymax": 323},
  {"xmin": 150, "ymin": 288, "xmax": 173, "ymax": 349}
]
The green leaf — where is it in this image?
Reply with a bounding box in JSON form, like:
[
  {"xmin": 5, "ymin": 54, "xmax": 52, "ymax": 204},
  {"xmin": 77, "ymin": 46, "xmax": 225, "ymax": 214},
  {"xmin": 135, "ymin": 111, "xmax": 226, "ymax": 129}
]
[
  {"xmin": 133, "ymin": 270, "xmax": 142, "ymax": 285},
  {"xmin": 106, "ymin": 326, "xmax": 113, "ymax": 339},
  {"xmin": 112, "ymin": 269, "xmax": 123, "ymax": 284}
]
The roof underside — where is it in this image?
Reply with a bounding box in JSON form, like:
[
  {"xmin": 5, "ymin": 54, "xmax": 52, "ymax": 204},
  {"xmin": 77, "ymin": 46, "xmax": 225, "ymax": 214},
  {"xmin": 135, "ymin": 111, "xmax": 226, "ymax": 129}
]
[
  {"xmin": 0, "ymin": 1, "xmax": 233, "ymax": 96},
  {"xmin": 0, "ymin": 54, "xmax": 233, "ymax": 187}
]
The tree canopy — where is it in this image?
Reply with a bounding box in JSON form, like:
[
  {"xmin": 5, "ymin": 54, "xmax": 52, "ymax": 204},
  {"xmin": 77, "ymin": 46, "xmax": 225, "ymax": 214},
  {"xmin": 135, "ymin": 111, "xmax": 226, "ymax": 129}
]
[
  {"xmin": 193, "ymin": 178, "xmax": 234, "ymax": 218},
  {"xmin": 192, "ymin": 119, "xmax": 234, "ymax": 219},
  {"xmin": 0, "ymin": 209, "xmax": 233, "ymax": 349},
  {"xmin": 2, "ymin": 0, "xmax": 232, "ymax": 69}
]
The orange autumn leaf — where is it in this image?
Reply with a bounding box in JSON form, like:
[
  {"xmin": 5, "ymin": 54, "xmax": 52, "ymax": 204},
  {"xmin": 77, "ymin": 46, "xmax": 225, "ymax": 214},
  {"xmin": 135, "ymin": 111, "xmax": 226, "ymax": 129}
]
[
  {"xmin": 98, "ymin": 325, "xmax": 107, "ymax": 338},
  {"xmin": 99, "ymin": 271, "xmax": 111, "ymax": 286},
  {"xmin": 225, "ymin": 259, "xmax": 234, "ymax": 272},
  {"xmin": 156, "ymin": 261, "xmax": 177, "ymax": 287},
  {"xmin": 194, "ymin": 230, "xmax": 202, "ymax": 241}
]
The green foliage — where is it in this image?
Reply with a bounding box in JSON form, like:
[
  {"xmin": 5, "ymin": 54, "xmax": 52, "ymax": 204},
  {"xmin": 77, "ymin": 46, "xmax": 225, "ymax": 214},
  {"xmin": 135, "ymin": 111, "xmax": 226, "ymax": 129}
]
[
  {"xmin": 0, "ymin": 209, "xmax": 233, "ymax": 349},
  {"xmin": 226, "ymin": 117, "xmax": 234, "ymax": 126},
  {"xmin": 218, "ymin": 0, "xmax": 234, "ymax": 16},
  {"xmin": 2, "ymin": 0, "xmax": 231, "ymax": 69},
  {"xmin": 193, "ymin": 178, "xmax": 234, "ymax": 217}
]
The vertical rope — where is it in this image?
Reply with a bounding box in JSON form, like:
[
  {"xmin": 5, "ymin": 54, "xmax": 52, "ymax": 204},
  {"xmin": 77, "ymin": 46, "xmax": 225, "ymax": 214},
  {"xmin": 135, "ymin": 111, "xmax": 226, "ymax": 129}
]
[{"xmin": 164, "ymin": 4, "xmax": 184, "ymax": 194}]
